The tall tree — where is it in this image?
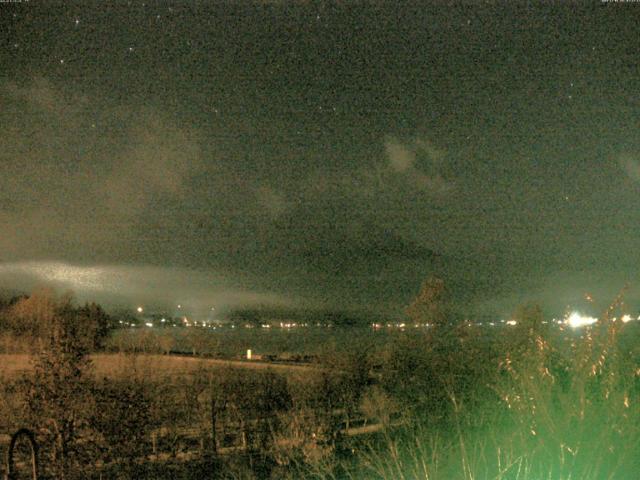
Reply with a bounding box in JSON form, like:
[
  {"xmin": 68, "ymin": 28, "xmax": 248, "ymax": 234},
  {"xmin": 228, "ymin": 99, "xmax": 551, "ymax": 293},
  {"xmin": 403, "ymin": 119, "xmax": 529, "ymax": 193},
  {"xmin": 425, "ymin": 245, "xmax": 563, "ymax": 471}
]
[
  {"xmin": 20, "ymin": 292, "xmax": 95, "ymax": 479},
  {"xmin": 406, "ymin": 276, "xmax": 449, "ymax": 328}
]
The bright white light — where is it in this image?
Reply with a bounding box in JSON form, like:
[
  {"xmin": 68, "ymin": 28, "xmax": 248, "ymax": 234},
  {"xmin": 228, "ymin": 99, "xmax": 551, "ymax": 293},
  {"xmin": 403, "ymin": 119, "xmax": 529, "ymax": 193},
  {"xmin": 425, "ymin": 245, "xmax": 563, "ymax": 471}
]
[
  {"xmin": 566, "ymin": 312, "xmax": 597, "ymax": 328},
  {"xmin": 506, "ymin": 320, "xmax": 517, "ymax": 326},
  {"xmin": 622, "ymin": 314, "xmax": 632, "ymax": 323},
  {"xmin": 145, "ymin": 322, "xmax": 153, "ymax": 327},
  {"xmin": 137, "ymin": 306, "xmax": 143, "ymax": 313}
]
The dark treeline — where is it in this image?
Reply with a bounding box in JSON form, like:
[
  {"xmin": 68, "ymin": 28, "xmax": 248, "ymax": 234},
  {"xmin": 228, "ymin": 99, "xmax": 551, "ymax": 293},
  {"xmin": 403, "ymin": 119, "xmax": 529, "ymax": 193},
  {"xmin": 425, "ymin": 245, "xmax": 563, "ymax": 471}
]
[
  {"xmin": 225, "ymin": 306, "xmax": 389, "ymax": 328},
  {"xmin": 0, "ymin": 289, "xmax": 114, "ymax": 353}
]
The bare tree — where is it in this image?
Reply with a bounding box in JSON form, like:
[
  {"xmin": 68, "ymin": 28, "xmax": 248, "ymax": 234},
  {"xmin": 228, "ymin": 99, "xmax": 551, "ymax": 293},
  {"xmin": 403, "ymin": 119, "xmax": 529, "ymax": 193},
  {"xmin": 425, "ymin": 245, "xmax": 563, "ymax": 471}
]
[{"xmin": 18, "ymin": 292, "xmax": 95, "ymax": 479}]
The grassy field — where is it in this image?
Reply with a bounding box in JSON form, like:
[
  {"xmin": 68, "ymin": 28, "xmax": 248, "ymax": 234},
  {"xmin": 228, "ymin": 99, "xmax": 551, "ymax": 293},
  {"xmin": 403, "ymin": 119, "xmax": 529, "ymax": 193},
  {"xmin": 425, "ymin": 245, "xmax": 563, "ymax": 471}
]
[{"xmin": 0, "ymin": 352, "xmax": 316, "ymax": 381}]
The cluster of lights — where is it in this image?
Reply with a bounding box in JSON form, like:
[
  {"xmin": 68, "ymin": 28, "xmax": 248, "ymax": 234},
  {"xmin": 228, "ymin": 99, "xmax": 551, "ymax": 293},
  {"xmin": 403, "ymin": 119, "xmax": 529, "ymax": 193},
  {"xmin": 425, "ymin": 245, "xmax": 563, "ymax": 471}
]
[
  {"xmin": 371, "ymin": 322, "xmax": 432, "ymax": 330},
  {"xmin": 126, "ymin": 305, "xmax": 640, "ymax": 331},
  {"xmin": 563, "ymin": 312, "xmax": 639, "ymax": 329},
  {"xmin": 565, "ymin": 312, "xmax": 598, "ymax": 329}
]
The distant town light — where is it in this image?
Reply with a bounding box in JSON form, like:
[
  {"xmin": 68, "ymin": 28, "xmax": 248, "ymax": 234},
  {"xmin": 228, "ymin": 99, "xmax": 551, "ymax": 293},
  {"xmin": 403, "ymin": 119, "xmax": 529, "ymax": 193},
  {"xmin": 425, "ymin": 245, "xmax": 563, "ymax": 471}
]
[
  {"xmin": 566, "ymin": 312, "xmax": 597, "ymax": 328},
  {"xmin": 145, "ymin": 322, "xmax": 153, "ymax": 327},
  {"xmin": 622, "ymin": 314, "xmax": 632, "ymax": 323},
  {"xmin": 506, "ymin": 320, "xmax": 517, "ymax": 326},
  {"xmin": 136, "ymin": 306, "xmax": 143, "ymax": 313}
]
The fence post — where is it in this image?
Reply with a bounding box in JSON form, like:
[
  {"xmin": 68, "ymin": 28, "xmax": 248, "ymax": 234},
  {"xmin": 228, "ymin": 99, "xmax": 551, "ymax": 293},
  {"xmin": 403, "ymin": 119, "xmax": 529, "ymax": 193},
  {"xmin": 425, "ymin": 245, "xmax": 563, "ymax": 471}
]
[
  {"xmin": 5, "ymin": 428, "xmax": 38, "ymax": 480},
  {"xmin": 210, "ymin": 397, "xmax": 217, "ymax": 454},
  {"xmin": 151, "ymin": 431, "xmax": 157, "ymax": 456}
]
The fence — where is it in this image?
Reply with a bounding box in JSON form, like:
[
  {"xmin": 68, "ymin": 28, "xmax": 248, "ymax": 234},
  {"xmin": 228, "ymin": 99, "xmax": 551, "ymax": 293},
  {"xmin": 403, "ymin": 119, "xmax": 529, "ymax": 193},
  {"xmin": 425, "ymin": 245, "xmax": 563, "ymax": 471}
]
[{"xmin": 148, "ymin": 407, "xmax": 406, "ymax": 459}]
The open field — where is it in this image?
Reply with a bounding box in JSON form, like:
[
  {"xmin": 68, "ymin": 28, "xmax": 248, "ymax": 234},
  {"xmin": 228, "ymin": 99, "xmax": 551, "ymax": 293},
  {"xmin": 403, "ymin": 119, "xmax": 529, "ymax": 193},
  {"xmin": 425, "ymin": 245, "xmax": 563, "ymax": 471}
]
[
  {"xmin": 106, "ymin": 325, "xmax": 390, "ymax": 358},
  {"xmin": 0, "ymin": 353, "xmax": 316, "ymax": 381}
]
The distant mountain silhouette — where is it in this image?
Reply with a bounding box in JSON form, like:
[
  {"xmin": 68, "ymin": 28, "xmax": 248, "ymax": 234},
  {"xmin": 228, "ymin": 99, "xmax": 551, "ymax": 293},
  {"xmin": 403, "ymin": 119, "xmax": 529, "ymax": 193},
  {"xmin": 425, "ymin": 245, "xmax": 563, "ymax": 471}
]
[{"xmin": 286, "ymin": 224, "xmax": 438, "ymax": 273}]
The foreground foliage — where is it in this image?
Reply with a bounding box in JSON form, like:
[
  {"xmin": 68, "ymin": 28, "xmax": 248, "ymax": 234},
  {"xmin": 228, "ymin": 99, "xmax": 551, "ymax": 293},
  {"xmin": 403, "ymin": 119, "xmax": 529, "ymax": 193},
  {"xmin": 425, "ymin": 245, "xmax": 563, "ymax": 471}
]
[{"xmin": 1, "ymin": 289, "xmax": 640, "ymax": 479}]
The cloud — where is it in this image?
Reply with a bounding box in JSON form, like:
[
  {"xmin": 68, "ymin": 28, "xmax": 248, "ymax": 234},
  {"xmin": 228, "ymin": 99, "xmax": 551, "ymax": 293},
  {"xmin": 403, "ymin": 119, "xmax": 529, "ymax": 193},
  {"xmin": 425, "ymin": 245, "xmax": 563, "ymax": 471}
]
[
  {"xmin": 385, "ymin": 139, "xmax": 415, "ymax": 173},
  {"xmin": 99, "ymin": 111, "xmax": 202, "ymax": 217},
  {"xmin": 383, "ymin": 136, "xmax": 451, "ymax": 193},
  {"xmin": 256, "ymin": 186, "xmax": 289, "ymax": 218},
  {"xmin": 620, "ymin": 153, "xmax": 640, "ymax": 182},
  {"xmin": 0, "ymin": 78, "xmax": 202, "ymax": 260},
  {"xmin": 0, "ymin": 261, "xmax": 292, "ymax": 312}
]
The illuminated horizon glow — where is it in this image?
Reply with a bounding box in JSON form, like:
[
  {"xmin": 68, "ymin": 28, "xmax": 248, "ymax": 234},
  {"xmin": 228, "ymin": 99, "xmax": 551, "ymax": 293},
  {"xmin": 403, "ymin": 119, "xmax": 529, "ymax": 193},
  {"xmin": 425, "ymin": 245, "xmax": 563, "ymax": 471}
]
[
  {"xmin": 0, "ymin": 261, "xmax": 107, "ymax": 291},
  {"xmin": 0, "ymin": 261, "xmax": 292, "ymax": 311}
]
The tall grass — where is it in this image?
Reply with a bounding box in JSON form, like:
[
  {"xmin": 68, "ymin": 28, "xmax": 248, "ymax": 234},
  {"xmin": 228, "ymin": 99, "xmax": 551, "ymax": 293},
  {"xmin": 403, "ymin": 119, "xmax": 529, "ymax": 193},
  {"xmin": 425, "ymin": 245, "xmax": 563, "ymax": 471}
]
[{"xmin": 342, "ymin": 292, "xmax": 640, "ymax": 480}]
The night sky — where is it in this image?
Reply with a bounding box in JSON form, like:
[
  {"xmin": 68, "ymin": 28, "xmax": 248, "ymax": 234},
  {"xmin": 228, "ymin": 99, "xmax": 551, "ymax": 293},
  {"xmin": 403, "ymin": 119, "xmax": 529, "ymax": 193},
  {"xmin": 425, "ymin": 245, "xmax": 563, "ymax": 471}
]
[{"xmin": 1, "ymin": 2, "xmax": 640, "ymax": 318}]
